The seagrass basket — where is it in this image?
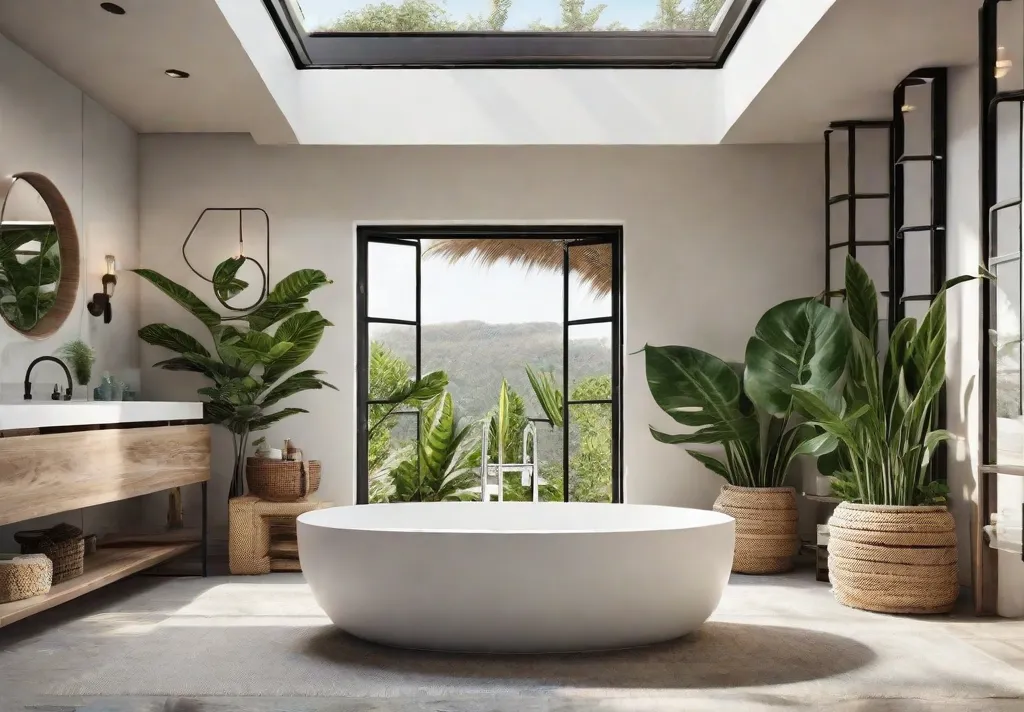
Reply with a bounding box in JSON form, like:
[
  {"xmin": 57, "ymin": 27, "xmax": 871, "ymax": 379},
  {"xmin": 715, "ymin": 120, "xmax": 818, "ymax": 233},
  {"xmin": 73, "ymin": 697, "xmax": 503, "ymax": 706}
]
[
  {"xmin": 0, "ymin": 554, "xmax": 52, "ymax": 603},
  {"xmin": 713, "ymin": 485, "xmax": 799, "ymax": 574},
  {"xmin": 14, "ymin": 523, "xmax": 85, "ymax": 584},
  {"xmin": 246, "ymin": 458, "xmax": 321, "ymax": 502},
  {"xmin": 827, "ymin": 502, "xmax": 958, "ymax": 614}
]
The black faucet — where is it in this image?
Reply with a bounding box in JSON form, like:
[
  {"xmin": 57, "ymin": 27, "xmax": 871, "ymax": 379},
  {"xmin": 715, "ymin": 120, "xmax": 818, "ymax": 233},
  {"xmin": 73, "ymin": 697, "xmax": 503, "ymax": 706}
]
[{"xmin": 24, "ymin": 356, "xmax": 73, "ymax": 401}]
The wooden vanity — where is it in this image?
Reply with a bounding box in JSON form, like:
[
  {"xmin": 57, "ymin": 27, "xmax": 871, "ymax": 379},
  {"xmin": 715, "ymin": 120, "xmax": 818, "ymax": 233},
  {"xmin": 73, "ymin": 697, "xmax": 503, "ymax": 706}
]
[{"xmin": 0, "ymin": 402, "xmax": 209, "ymax": 627}]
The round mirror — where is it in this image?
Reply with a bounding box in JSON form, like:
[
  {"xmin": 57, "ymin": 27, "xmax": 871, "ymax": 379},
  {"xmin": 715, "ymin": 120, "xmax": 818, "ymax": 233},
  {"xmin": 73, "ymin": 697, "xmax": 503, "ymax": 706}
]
[{"xmin": 0, "ymin": 173, "xmax": 79, "ymax": 338}]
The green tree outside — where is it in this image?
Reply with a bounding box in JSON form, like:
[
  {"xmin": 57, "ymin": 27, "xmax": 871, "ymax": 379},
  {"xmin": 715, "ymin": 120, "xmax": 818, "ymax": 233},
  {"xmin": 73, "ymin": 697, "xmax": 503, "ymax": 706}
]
[{"xmin": 320, "ymin": 0, "xmax": 726, "ymax": 32}]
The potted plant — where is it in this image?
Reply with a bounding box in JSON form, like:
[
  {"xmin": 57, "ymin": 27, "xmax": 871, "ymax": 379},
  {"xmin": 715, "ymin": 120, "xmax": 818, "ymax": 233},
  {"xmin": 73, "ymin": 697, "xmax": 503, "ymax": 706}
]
[
  {"xmin": 56, "ymin": 339, "xmax": 96, "ymax": 398},
  {"xmin": 133, "ymin": 261, "xmax": 340, "ymax": 498},
  {"xmin": 791, "ymin": 255, "xmax": 985, "ymax": 613},
  {"xmin": 642, "ymin": 295, "xmax": 847, "ymax": 574}
]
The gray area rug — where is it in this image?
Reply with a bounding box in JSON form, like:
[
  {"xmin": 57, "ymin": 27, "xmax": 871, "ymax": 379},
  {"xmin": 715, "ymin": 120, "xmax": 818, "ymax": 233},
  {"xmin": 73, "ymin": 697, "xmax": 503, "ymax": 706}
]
[{"xmin": 0, "ymin": 572, "xmax": 1021, "ymax": 710}]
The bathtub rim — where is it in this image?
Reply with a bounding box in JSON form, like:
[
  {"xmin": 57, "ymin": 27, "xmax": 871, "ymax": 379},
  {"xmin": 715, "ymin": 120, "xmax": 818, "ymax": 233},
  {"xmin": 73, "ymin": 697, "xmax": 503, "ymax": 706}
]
[{"xmin": 297, "ymin": 501, "xmax": 735, "ymax": 535}]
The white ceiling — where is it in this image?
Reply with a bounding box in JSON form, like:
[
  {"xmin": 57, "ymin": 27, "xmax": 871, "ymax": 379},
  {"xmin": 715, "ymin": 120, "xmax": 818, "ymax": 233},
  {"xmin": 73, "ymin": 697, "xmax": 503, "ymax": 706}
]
[
  {"xmin": 724, "ymin": 0, "xmax": 982, "ymax": 143},
  {"xmin": 0, "ymin": 0, "xmax": 990, "ymax": 145},
  {"xmin": 0, "ymin": 0, "xmax": 293, "ymax": 141}
]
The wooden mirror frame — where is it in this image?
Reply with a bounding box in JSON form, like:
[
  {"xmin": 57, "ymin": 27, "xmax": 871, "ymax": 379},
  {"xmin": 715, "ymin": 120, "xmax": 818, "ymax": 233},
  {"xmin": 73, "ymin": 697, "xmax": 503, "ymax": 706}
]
[{"xmin": 0, "ymin": 172, "xmax": 80, "ymax": 339}]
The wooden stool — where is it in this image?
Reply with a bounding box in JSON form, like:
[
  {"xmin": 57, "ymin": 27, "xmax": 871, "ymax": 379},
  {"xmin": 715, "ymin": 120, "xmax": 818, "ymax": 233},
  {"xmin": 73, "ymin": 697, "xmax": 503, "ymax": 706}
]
[{"xmin": 229, "ymin": 495, "xmax": 333, "ymax": 575}]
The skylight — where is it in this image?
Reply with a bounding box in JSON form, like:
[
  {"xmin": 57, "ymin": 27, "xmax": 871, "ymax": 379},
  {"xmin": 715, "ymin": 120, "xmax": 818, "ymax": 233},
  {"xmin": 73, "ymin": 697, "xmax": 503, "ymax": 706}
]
[{"xmin": 263, "ymin": 0, "xmax": 762, "ymax": 68}]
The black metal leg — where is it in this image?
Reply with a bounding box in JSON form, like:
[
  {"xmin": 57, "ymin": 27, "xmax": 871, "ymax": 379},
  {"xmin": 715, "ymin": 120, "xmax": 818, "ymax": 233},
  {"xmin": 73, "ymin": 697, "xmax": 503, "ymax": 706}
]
[{"xmin": 201, "ymin": 480, "xmax": 209, "ymax": 577}]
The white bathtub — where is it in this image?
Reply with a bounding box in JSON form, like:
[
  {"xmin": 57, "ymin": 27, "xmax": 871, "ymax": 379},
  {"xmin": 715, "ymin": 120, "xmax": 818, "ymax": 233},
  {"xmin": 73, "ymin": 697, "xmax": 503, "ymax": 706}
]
[{"xmin": 297, "ymin": 502, "xmax": 735, "ymax": 653}]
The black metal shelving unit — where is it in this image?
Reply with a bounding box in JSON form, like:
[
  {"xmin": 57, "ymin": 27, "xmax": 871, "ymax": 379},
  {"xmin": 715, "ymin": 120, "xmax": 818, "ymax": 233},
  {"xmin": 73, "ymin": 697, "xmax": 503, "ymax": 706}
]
[
  {"xmin": 824, "ymin": 120, "xmax": 893, "ymax": 310},
  {"xmin": 978, "ymin": 0, "xmax": 1024, "ymax": 614}
]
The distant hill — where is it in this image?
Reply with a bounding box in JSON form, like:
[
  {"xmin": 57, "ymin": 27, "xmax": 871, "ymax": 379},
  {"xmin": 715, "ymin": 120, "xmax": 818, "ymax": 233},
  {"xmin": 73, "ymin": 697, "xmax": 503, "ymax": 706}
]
[{"xmin": 377, "ymin": 320, "xmax": 611, "ymax": 423}]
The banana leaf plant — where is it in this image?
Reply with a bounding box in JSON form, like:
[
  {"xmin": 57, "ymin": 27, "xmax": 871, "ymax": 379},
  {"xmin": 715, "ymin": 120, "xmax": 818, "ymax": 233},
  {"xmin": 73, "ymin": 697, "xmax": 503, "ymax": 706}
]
[
  {"xmin": 642, "ymin": 307, "xmax": 845, "ymax": 487},
  {"xmin": 369, "ymin": 391, "xmax": 481, "ymax": 502},
  {"xmin": 0, "ymin": 224, "xmax": 60, "ymax": 330},
  {"xmin": 792, "ymin": 255, "xmax": 988, "ymax": 506},
  {"xmin": 133, "ymin": 259, "xmax": 340, "ymax": 497}
]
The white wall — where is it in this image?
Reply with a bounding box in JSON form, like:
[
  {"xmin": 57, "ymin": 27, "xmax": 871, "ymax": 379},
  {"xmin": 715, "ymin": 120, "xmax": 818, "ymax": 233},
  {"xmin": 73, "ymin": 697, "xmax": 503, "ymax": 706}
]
[
  {"xmin": 0, "ymin": 30, "xmax": 140, "ymax": 545},
  {"xmin": 139, "ymin": 134, "xmax": 824, "ymax": 532}
]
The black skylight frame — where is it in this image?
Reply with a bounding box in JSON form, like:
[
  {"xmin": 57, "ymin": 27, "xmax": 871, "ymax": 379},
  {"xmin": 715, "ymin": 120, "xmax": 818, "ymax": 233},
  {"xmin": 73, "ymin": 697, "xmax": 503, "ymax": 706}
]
[{"xmin": 262, "ymin": 0, "xmax": 762, "ymax": 68}]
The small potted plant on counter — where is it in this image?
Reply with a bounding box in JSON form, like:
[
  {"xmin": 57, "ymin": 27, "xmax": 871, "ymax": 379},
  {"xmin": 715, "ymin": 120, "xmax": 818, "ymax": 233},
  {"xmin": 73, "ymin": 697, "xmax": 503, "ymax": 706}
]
[
  {"xmin": 57, "ymin": 339, "xmax": 96, "ymax": 399},
  {"xmin": 642, "ymin": 291, "xmax": 847, "ymax": 574},
  {"xmin": 790, "ymin": 255, "xmax": 986, "ymax": 614}
]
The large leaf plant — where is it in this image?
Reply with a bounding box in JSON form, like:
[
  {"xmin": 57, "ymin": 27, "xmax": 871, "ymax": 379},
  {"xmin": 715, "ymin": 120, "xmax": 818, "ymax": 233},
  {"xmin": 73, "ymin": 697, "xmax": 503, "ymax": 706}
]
[
  {"xmin": 642, "ymin": 301, "xmax": 846, "ymax": 487},
  {"xmin": 134, "ymin": 259, "xmax": 339, "ymax": 497},
  {"xmin": 792, "ymin": 255, "xmax": 986, "ymax": 506},
  {"xmin": 369, "ymin": 391, "xmax": 481, "ymax": 502}
]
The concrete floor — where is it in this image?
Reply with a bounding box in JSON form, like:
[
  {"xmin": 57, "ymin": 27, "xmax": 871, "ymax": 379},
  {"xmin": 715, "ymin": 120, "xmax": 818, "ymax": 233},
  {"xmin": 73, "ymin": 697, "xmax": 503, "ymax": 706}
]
[{"xmin": 1, "ymin": 569, "xmax": 1022, "ymax": 711}]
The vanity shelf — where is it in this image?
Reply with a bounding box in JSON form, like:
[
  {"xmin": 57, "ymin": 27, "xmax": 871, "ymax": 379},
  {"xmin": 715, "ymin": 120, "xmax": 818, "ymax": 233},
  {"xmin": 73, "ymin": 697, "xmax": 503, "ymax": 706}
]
[
  {"xmin": 0, "ymin": 543, "xmax": 198, "ymax": 628},
  {"xmin": 0, "ymin": 403, "xmax": 209, "ymax": 628}
]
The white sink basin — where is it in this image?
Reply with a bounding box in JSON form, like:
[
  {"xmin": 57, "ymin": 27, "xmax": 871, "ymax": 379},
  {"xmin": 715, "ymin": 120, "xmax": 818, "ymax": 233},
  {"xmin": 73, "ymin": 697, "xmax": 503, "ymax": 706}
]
[{"xmin": 0, "ymin": 401, "xmax": 204, "ymax": 430}]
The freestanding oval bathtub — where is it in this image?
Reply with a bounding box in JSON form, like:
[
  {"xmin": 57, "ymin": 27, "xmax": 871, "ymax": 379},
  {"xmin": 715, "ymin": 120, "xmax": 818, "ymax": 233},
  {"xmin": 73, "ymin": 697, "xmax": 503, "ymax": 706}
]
[{"xmin": 298, "ymin": 502, "xmax": 734, "ymax": 653}]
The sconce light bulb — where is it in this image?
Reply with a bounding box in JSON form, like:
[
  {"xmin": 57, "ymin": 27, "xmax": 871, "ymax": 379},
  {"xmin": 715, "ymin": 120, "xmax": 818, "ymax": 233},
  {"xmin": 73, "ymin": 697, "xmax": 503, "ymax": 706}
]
[
  {"xmin": 995, "ymin": 46, "xmax": 1012, "ymax": 79},
  {"xmin": 104, "ymin": 254, "xmax": 117, "ymax": 275},
  {"xmin": 901, "ymin": 104, "xmax": 915, "ymax": 113}
]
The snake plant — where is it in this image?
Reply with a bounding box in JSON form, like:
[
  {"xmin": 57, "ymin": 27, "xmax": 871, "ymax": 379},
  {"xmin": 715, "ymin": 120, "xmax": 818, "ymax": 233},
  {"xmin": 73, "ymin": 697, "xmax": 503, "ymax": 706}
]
[{"xmin": 792, "ymin": 255, "xmax": 987, "ymax": 506}]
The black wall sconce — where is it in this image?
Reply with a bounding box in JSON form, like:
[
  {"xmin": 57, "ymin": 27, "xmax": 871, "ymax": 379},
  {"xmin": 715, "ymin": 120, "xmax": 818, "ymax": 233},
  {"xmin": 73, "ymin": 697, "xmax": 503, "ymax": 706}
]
[{"xmin": 87, "ymin": 254, "xmax": 117, "ymax": 324}]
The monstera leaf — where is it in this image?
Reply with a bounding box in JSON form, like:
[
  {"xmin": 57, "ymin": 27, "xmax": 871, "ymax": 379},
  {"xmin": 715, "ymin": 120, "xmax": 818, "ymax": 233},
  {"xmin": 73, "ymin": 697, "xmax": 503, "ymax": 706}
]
[{"xmin": 744, "ymin": 297, "xmax": 850, "ymax": 418}]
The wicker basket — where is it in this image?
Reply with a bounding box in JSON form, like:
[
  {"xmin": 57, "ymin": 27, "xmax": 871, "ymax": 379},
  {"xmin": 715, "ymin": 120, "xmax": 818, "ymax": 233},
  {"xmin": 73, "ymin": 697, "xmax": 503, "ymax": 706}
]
[
  {"xmin": 15, "ymin": 523, "xmax": 85, "ymax": 584},
  {"xmin": 246, "ymin": 458, "xmax": 321, "ymax": 502},
  {"xmin": 827, "ymin": 502, "xmax": 958, "ymax": 614},
  {"xmin": 713, "ymin": 485, "xmax": 798, "ymax": 574},
  {"xmin": 0, "ymin": 554, "xmax": 52, "ymax": 603}
]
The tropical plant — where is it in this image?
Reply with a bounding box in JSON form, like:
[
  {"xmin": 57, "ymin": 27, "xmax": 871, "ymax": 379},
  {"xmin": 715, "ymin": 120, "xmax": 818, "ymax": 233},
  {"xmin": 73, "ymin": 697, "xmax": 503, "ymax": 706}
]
[
  {"xmin": 132, "ymin": 259, "xmax": 338, "ymax": 497},
  {"xmin": 791, "ymin": 255, "xmax": 986, "ymax": 506},
  {"xmin": 0, "ymin": 224, "xmax": 59, "ymax": 330},
  {"xmin": 642, "ymin": 294, "xmax": 848, "ymax": 488},
  {"xmin": 370, "ymin": 391, "xmax": 481, "ymax": 502},
  {"xmin": 526, "ymin": 365, "xmax": 564, "ymax": 427},
  {"xmin": 57, "ymin": 339, "xmax": 96, "ymax": 386}
]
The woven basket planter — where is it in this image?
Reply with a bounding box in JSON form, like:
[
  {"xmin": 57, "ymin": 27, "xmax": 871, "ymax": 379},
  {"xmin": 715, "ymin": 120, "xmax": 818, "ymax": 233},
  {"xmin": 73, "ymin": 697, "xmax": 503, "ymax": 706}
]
[
  {"xmin": 713, "ymin": 485, "xmax": 798, "ymax": 574},
  {"xmin": 246, "ymin": 458, "xmax": 321, "ymax": 502},
  {"xmin": 827, "ymin": 502, "xmax": 958, "ymax": 614},
  {"xmin": 14, "ymin": 523, "xmax": 85, "ymax": 584},
  {"xmin": 0, "ymin": 554, "xmax": 52, "ymax": 603}
]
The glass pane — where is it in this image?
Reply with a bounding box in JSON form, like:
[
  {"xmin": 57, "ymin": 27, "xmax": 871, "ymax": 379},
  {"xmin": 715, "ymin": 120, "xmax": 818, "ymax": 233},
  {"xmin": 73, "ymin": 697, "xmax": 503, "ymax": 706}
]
[
  {"xmin": 568, "ymin": 403, "xmax": 612, "ymax": 503},
  {"xmin": 995, "ymin": 258, "xmax": 1022, "ymax": 426},
  {"xmin": 853, "ymin": 198, "xmax": 889, "ymax": 245},
  {"xmin": 368, "ymin": 411, "xmax": 420, "ymax": 502},
  {"xmin": 854, "ymin": 129, "xmax": 891, "ymax": 196},
  {"xmin": 535, "ymin": 421, "xmax": 564, "ymax": 502},
  {"xmin": 369, "ymin": 323, "xmax": 416, "ymax": 401},
  {"xmin": 368, "ymin": 240, "xmax": 417, "ymax": 320},
  {"xmin": 828, "ymin": 129, "xmax": 849, "ymax": 197},
  {"xmin": 901, "ymin": 81, "xmax": 933, "ymax": 157},
  {"xmin": 569, "ymin": 240, "xmax": 612, "ymax": 322},
  {"xmin": 901, "ymin": 161, "xmax": 932, "ymax": 229},
  {"xmin": 994, "ymin": 202, "xmax": 1021, "ymax": 259},
  {"xmin": 299, "ymin": 0, "xmax": 732, "ymax": 32},
  {"xmin": 828, "ymin": 245, "xmax": 848, "ymax": 301},
  {"xmin": 829, "ymin": 201, "xmax": 849, "ymax": 246},
  {"xmin": 856, "ymin": 245, "xmax": 889, "ymax": 295},
  {"xmin": 902, "ymin": 231, "xmax": 933, "ymax": 298},
  {"xmin": 569, "ymin": 321, "xmax": 611, "ymax": 396}
]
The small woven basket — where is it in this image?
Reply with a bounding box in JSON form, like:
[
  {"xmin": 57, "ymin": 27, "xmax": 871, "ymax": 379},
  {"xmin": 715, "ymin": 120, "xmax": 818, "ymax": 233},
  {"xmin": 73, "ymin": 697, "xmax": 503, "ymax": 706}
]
[
  {"xmin": 827, "ymin": 502, "xmax": 958, "ymax": 614},
  {"xmin": 713, "ymin": 485, "xmax": 798, "ymax": 574},
  {"xmin": 15, "ymin": 523, "xmax": 85, "ymax": 584},
  {"xmin": 0, "ymin": 554, "xmax": 52, "ymax": 603},
  {"xmin": 246, "ymin": 458, "xmax": 321, "ymax": 502}
]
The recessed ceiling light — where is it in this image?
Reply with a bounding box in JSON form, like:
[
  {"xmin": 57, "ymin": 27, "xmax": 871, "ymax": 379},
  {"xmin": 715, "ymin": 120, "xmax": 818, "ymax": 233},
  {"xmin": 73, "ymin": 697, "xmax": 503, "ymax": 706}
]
[
  {"xmin": 164, "ymin": 69, "xmax": 190, "ymax": 79},
  {"xmin": 100, "ymin": 2, "xmax": 126, "ymax": 15}
]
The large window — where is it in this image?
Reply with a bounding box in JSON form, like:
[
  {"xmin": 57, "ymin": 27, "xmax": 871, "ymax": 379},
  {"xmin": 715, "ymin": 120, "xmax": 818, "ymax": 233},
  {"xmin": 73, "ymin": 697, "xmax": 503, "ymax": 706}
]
[
  {"xmin": 356, "ymin": 226, "xmax": 623, "ymax": 505},
  {"xmin": 264, "ymin": 0, "xmax": 761, "ymax": 67}
]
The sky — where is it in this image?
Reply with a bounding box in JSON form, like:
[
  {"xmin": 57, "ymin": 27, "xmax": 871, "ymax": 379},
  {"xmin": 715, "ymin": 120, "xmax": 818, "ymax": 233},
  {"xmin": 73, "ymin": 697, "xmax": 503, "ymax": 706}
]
[
  {"xmin": 369, "ymin": 240, "xmax": 612, "ymax": 339},
  {"xmin": 295, "ymin": 0, "xmax": 710, "ymax": 30}
]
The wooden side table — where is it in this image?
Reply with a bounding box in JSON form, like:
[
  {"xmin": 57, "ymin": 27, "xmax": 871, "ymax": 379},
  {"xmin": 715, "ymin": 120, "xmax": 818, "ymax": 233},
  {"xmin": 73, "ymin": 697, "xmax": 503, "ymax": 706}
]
[{"xmin": 229, "ymin": 495, "xmax": 333, "ymax": 575}]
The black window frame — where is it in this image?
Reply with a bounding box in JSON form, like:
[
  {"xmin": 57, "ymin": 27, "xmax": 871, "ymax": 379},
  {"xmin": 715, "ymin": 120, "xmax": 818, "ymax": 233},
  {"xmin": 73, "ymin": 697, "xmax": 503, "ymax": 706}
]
[
  {"xmin": 262, "ymin": 0, "xmax": 762, "ymax": 69},
  {"xmin": 356, "ymin": 225, "xmax": 624, "ymax": 505}
]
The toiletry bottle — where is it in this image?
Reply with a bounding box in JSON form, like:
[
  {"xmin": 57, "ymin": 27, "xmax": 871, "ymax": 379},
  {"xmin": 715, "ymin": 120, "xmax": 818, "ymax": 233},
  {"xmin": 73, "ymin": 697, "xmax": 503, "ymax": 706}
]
[{"xmin": 283, "ymin": 438, "xmax": 293, "ymax": 461}]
